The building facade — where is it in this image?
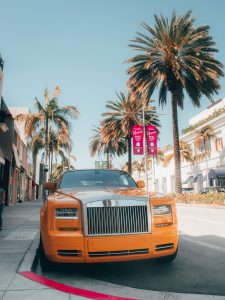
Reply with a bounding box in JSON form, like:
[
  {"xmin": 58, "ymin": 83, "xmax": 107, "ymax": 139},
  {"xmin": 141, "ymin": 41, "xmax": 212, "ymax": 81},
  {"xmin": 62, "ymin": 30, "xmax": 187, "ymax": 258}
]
[
  {"xmin": 0, "ymin": 55, "xmax": 40, "ymax": 204},
  {"xmin": 131, "ymin": 98, "xmax": 225, "ymax": 194},
  {"xmin": 150, "ymin": 98, "xmax": 225, "ymax": 194}
]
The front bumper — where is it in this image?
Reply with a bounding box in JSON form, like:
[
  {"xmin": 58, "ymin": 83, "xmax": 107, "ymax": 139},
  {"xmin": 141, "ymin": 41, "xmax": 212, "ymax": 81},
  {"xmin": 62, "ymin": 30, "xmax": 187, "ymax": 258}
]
[{"xmin": 42, "ymin": 226, "xmax": 178, "ymax": 263}]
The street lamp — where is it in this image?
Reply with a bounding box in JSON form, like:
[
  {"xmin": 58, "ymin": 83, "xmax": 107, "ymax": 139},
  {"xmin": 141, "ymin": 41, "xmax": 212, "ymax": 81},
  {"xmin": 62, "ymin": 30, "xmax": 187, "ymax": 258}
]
[
  {"xmin": 142, "ymin": 98, "xmax": 164, "ymax": 192},
  {"xmin": 142, "ymin": 103, "xmax": 149, "ymax": 191}
]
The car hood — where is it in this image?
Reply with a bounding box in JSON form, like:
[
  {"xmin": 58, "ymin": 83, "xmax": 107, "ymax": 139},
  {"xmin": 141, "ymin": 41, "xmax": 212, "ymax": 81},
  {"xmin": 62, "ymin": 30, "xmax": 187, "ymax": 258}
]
[{"xmin": 58, "ymin": 187, "xmax": 150, "ymax": 204}]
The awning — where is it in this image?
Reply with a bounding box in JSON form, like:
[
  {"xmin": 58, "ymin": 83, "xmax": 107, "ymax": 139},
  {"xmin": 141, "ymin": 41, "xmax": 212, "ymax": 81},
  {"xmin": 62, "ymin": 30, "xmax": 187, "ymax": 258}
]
[
  {"xmin": 0, "ymin": 147, "xmax": 5, "ymax": 165},
  {"xmin": 194, "ymin": 174, "xmax": 203, "ymax": 182},
  {"xmin": 208, "ymin": 169, "xmax": 225, "ymax": 179},
  {"xmin": 12, "ymin": 144, "xmax": 22, "ymax": 169},
  {"xmin": 183, "ymin": 176, "xmax": 194, "ymax": 184}
]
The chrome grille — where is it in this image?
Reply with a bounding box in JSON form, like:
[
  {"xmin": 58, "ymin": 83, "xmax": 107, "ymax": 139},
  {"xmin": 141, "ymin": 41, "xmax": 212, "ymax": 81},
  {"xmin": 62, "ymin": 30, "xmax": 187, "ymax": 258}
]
[
  {"xmin": 86, "ymin": 204, "xmax": 149, "ymax": 236},
  {"xmin": 89, "ymin": 248, "xmax": 149, "ymax": 257}
]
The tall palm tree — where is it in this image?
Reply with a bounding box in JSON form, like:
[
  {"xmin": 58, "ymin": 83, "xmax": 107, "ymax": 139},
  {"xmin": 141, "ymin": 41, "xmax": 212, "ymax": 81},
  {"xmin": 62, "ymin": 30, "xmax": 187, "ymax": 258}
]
[
  {"xmin": 194, "ymin": 125, "xmax": 215, "ymax": 185},
  {"xmin": 102, "ymin": 92, "xmax": 160, "ymax": 174},
  {"xmin": 89, "ymin": 124, "xmax": 127, "ymax": 168},
  {"xmin": 28, "ymin": 126, "xmax": 73, "ymax": 181},
  {"xmin": 16, "ymin": 86, "xmax": 79, "ymax": 176},
  {"xmin": 163, "ymin": 140, "xmax": 193, "ymax": 167},
  {"xmin": 36, "ymin": 86, "xmax": 78, "ymax": 170},
  {"xmin": 127, "ymin": 10, "xmax": 224, "ymax": 193},
  {"xmin": 48, "ymin": 128, "xmax": 72, "ymax": 179}
]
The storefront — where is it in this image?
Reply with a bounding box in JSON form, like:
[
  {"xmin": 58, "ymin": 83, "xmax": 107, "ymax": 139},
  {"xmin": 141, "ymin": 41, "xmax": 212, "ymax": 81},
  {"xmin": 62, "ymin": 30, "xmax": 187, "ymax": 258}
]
[{"xmin": 208, "ymin": 169, "xmax": 225, "ymax": 187}]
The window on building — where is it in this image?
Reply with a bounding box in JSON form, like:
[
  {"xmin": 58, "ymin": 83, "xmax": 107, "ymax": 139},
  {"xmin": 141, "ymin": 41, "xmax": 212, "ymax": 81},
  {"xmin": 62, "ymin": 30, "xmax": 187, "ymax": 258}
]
[{"xmin": 214, "ymin": 137, "xmax": 224, "ymax": 152}]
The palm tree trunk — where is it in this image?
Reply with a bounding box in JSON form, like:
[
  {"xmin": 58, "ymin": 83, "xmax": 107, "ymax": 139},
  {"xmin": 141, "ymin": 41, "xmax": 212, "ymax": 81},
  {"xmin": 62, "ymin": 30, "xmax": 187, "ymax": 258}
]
[
  {"xmin": 45, "ymin": 115, "xmax": 49, "ymax": 172},
  {"xmin": 43, "ymin": 115, "xmax": 49, "ymax": 200},
  {"xmin": 127, "ymin": 136, "xmax": 132, "ymax": 174},
  {"xmin": 48, "ymin": 151, "xmax": 51, "ymax": 176},
  {"xmin": 50, "ymin": 150, "xmax": 53, "ymax": 180},
  {"xmin": 32, "ymin": 152, "xmax": 37, "ymax": 200},
  {"xmin": 204, "ymin": 138, "xmax": 209, "ymax": 186},
  {"xmin": 106, "ymin": 150, "xmax": 110, "ymax": 169},
  {"xmin": 171, "ymin": 93, "xmax": 182, "ymax": 194}
]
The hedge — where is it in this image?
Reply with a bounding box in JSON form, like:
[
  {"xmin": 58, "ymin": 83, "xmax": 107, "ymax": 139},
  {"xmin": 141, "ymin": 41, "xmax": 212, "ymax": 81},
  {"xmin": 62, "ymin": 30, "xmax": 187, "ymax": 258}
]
[{"xmin": 175, "ymin": 193, "xmax": 225, "ymax": 206}]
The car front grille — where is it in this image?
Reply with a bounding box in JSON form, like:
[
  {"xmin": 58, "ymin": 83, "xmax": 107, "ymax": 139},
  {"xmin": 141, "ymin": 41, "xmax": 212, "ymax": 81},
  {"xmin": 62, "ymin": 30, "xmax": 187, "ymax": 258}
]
[
  {"xmin": 86, "ymin": 204, "xmax": 149, "ymax": 236},
  {"xmin": 89, "ymin": 248, "xmax": 149, "ymax": 257}
]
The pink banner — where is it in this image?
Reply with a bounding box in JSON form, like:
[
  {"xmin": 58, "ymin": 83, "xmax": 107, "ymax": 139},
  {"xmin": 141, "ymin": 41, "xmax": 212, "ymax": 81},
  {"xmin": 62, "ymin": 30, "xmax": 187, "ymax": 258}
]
[
  {"xmin": 146, "ymin": 125, "xmax": 157, "ymax": 156},
  {"xmin": 132, "ymin": 125, "xmax": 144, "ymax": 155}
]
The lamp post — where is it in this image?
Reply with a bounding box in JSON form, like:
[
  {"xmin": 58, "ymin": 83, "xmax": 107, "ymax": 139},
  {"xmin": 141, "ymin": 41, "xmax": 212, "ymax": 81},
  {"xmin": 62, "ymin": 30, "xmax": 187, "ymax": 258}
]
[
  {"xmin": 142, "ymin": 98, "xmax": 163, "ymax": 192},
  {"xmin": 142, "ymin": 103, "xmax": 149, "ymax": 191}
]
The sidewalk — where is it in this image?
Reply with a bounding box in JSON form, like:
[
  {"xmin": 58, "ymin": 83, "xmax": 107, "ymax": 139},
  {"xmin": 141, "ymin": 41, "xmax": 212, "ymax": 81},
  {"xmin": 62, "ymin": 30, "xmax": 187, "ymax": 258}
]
[
  {"xmin": 0, "ymin": 199, "xmax": 86, "ymax": 300},
  {"xmin": 0, "ymin": 200, "xmax": 224, "ymax": 300}
]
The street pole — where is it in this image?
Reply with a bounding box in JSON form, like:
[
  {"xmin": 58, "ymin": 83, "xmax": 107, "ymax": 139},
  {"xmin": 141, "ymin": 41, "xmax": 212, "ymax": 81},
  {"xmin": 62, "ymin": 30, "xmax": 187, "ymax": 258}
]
[
  {"xmin": 152, "ymin": 156, "xmax": 156, "ymax": 192},
  {"xmin": 142, "ymin": 104, "xmax": 149, "ymax": 191}
]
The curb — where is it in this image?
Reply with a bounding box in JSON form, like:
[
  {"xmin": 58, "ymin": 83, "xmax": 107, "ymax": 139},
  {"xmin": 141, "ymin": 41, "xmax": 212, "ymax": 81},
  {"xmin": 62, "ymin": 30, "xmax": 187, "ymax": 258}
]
[
  {"xmin": 20, "ymin": 271, "xmax": 137, "ymax": 300},
  {"xmin": 18, "ymin": 232, "xmax": 40, "ymax": 273}
]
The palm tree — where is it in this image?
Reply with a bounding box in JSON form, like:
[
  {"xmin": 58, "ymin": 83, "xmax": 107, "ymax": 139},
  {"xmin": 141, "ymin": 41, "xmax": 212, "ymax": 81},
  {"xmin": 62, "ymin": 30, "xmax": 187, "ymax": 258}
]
[
  {"xmin": 89, "ymin": 124, "xmax": 127, "ymax": 168},
  {"xmin": 27, "ymin": 125, "xmax": 73, "ymax": 182},
  {"xmin": 127, "ymin": 10, "xmax": 224, "ymax": 193},
  {"xmin": 163, "ymin": 140, "xmax": 193, "ymax": 167},
  {"xmin": 28, "ymin": 132, "xmax": 45, "ymax": 198},
  {"xmin": 194, "ymin": 125, "xmax": 215, "ymax": 185},
  {"xmin": 16, "ymin": 86, "xmax": 79, "ymax": 177},
  {"xmin": 52, "ymin": 153, "xmax": 76, "ymax": 180},
  {"xmin": 48, "ymin": 128, "xmax": 72, "ymax": 179},
  {"xmin": 133, "ymin": 160, "xmax": 145, "ymax": 180},
  {"xmin": 102, "ymin": 92, "xmax": 160, "ymax": 174}
]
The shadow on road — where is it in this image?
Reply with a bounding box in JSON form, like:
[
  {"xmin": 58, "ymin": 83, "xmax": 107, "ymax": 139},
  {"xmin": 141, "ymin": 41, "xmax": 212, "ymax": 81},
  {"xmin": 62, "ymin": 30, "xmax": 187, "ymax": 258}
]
[{"xmin": 33, "ymin": 234, "xmax": 225, "ymax": 296}]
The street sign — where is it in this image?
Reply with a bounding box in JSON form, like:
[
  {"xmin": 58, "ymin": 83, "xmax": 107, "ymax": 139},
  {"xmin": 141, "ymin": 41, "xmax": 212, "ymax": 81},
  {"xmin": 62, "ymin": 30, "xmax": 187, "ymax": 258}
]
[
  {"xmin": 132, "ymin": 125, "xmax": 144, "ymax": 155},
  {"xmin": 146, "ymin": 125, "xmax": 157, "ymax": 156},
  {"xmin": 95, "ymin": 161, "xmax": 108, "ymax": 169}
]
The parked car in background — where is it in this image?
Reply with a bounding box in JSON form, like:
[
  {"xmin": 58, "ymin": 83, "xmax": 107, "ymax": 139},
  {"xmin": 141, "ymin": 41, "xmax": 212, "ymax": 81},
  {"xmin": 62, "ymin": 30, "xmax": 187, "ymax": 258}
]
[
  {"xmin": 201, "ymin": 186, "xmax": 225, "ymax": 194},
  {"xmin": 40, "ymin": 169, "xmax": 178, "ymax": 270}
]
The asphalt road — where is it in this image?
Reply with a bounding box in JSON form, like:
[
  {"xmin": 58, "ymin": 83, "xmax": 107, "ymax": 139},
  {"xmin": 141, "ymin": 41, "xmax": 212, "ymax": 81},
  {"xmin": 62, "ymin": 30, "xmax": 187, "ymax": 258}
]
[{"xmin": 34, "ymin": 204, "xmax": 225, "ymax": 296}]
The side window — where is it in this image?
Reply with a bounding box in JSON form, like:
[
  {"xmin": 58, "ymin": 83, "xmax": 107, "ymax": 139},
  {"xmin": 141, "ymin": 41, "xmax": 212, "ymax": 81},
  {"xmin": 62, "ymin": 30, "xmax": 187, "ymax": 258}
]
[{"xmin": 119, "ymin": 174, "xmax": 129, "ymax": 186}]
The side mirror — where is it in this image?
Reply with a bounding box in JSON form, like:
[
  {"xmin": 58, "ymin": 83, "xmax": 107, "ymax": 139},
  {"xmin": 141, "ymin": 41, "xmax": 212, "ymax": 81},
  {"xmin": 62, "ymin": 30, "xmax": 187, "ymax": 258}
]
[
  {"xmin": 45, "ymin": 182, "xmax": 55, "ymax": 193},
  {"xmin": 136, "ymin": 180, "xmax": 145, "ymax": 189}
]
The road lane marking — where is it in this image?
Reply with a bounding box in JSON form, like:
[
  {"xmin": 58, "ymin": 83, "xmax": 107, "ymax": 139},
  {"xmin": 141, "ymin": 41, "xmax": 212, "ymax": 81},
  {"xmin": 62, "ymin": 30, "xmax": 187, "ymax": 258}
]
[
  {"xmin": 19, "ymin": 271, "xmax": 137, "ymax": 300},
  {"xmin": 179, "ymin": 216, "xmax": 225, "ymax": 226},
  {"xmin": 181, "ymin": 236, "xmax": 225, "ymax": 253}
]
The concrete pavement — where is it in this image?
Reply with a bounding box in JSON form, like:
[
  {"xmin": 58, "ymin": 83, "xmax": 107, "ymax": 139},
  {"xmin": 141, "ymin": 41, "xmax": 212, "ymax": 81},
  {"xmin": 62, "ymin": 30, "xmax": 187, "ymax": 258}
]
[{"xmin": 0, "ymin": 200, "xmax": 225, "ymax": 299}]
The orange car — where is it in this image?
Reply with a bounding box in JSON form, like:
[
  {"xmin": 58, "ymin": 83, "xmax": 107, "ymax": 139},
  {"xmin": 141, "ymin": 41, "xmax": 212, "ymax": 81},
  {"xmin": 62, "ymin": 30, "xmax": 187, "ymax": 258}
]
[{"xmin": 40, "ymin": 169, "xmax": 178, "ymax": 270}]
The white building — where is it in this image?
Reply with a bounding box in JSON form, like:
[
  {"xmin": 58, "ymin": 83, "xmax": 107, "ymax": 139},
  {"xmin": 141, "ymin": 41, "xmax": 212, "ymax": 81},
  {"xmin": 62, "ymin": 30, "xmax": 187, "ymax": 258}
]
[{"xmin": 146, "ymin": 98, "xmax": 225, "ymax": 193}]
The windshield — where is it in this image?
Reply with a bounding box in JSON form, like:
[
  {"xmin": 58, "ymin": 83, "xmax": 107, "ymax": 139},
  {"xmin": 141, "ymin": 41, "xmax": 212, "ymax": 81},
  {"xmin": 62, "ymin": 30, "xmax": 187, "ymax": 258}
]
[{"xmin": 60, "ymin": 170, "xmax": 137, "ymax": 189}]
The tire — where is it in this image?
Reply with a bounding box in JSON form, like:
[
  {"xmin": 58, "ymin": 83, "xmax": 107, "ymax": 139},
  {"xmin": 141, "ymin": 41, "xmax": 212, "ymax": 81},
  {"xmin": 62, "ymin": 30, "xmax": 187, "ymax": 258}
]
[
  {"xmin": 156, "ymin": 247, "xmax": 178, "ymax": 264},
  {"xmin": 39, "ymin": 236, "xmax": 54, "ymax": 271}
]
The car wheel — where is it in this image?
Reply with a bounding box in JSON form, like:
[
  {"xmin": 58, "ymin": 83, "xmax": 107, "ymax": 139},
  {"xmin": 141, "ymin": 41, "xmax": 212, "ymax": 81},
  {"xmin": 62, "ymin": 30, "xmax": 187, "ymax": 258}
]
[
  {"xmin": 39, "ymin": 235, "xmax": 54, "ymax": 271},
  {"xmin": 156, "ymin": 247, "xmax": 178, "ymax": 264}
]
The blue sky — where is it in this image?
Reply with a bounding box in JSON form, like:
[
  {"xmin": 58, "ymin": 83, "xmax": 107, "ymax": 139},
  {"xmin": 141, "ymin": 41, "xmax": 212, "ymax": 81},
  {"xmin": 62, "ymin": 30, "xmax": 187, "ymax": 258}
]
[{"xmin": 1, "ymin": 0, "xmax": 225, "ymax": 168}]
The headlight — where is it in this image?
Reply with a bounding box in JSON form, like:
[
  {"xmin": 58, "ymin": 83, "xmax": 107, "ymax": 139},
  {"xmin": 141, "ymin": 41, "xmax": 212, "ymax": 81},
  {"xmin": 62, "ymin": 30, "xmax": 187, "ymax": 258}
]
[
  {"xmin": 55, "ymin": 208, "xmax": 79, "ymax": 219},
  {"xmin": 153, "ymin": 205, "xmax": 171, "ymax": 215}
]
